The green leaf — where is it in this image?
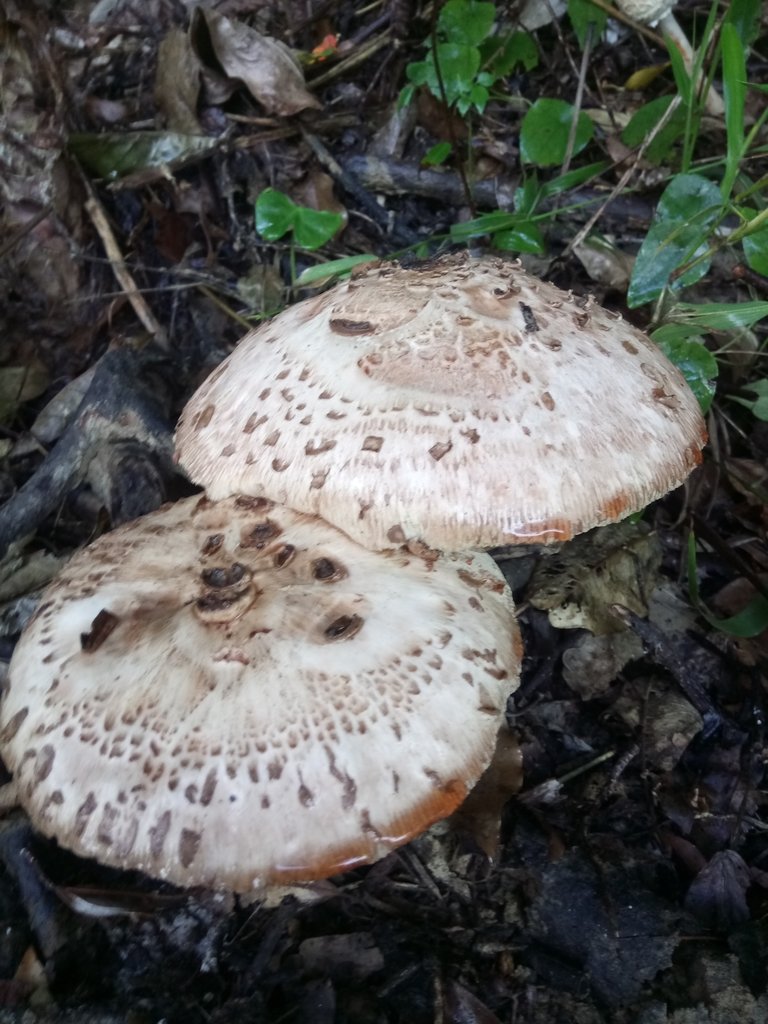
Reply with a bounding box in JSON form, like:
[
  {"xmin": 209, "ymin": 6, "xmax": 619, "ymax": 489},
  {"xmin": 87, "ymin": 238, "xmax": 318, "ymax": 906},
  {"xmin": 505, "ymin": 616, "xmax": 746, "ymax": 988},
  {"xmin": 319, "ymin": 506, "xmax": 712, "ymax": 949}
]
[
  {"xmin": 621, "ymin": 97, "xmax": 687, "ymax": 165},
  {"xmin": 450, "ymin": 210, "xmax": 517, "ymax": 241},
  {"xmin": 651, "ymin": 325, "xmax": 718, "ymax": 413},
  {"xmin": 439, "ymin": 0, "xmax": 495, "ymax": 46},
  {"xmin": 725, "ymin": 0, "xmax": 762, "ymax": 46},
  {"xmin": 296, "ymin": 254, "xmax": 378, "ymax": 287},
  {"xmin": 255, "ymin": 187, "xmax": 297, "ymax": 241},
  {"xmin": 462, "ymin": 82, "xmax": 489, "ymax": 115},
  {"xmin": 68, "ymin": 132, "xmax": 218, "ymax": 179},
  {"xmin": 435, "ymin": 42, "xmax": 481, "ymax": 107},
  {"xmin": 688, "ymin": 534, "xmax": 768, "ymax": 638},
  {"xmin": 730, "ymin": 379, "xmax": 768, "ymax": 421},
  {"xmin": 397, "ymin": 83, "xmax": 417, "ymax": 110},
  {"xmin": 739, "ymin": 208, "xmax": 768, "ymax": 275},
  {"xmin": 540, "ymin": 160, "xmax": 610, "ymax": 198},
  {"xmin": 291, "ymin": 207, "xmax": 343, "ymax": 250},
  {"xmin": 519, "ymin": 98, "xmax": 594, "ymax": 167},
  {"xmin": 405, "ymin": 60, "xmax": 430, "ymax": 86},
  {"xmin": 255, "ymin": 188, "xmax": 342, "ymax": 249},
  {"xmin": 666, "ymin": 300, "xmax": 768, "ymax": 331},
  {"xmin": 481, "ymin": 31, "xmax": 538, "ymax": 77},
  {"xmin": 567, "ymin": 0, "xmax": 608, "ymax": 50},
  {"xmin": 422, "ymin": 141, "xmax": 453, "ymax": 166},
  {"xmin": 721, "ymin": 21, "xmax": 747, "ymax": 199},
  {"xmin": 493, "ymin": 221, "xmax": 545, "ymax": 254},
  {"xmin": 627, "ymin": 174, "xmax": 722, "ymax": 307},
  {"xmin": 514, "ymin": 175, "xmax": 541, "ymax": 216}
]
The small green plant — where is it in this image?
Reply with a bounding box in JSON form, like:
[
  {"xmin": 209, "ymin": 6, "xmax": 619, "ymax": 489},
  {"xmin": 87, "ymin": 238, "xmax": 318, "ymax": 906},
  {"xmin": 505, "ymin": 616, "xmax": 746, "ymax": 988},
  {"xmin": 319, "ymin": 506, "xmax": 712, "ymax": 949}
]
[
  {"xmin": 254, "ymin": 187, "xmax": 345, "ymax": 286},
  {"xmin": 255, "ymin": 187, "xmax": 344, "ymax": 252},
  {"xmin": 399, "ymin": 0, "xmax": 537, "ymax": 117}
]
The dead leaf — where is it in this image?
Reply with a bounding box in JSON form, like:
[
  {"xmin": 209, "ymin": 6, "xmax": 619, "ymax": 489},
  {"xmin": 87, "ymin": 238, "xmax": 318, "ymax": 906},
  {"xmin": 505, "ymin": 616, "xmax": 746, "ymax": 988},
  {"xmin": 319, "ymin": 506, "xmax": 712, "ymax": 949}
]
[
  {"xmin": 685, "ymin": 850, "xmax": 751, "ymax": 930},
  {"xmin": 193, "ymin": 8, "xmax": 320, "ymax": 117},
  {"xmin": 562, "ymin": 631, "xmax": 644, "ymax": 699},
  {"xmin": 0, "ymin": 364, "xmax": 49, "ymax": 422},
  {"xmin": 450, "ymin": 725, "xmax": 523, "ymax": 860},
  {"xmin": 155, "ymin": 27, "xmax": 201, "ymax": 134},
  {"xmin": 296, "ymin": 170, "xmax": 348, "ymax": 222},
  {"xmin": 528, "ymin": 521, "xmax": 662, "ymax": 634},
  {"xmin": 612, "ymin": 676, "xmax": 703, "ymax": 770},
  {"xmin": 573, "ymin": 235, "xmax": 634, "ymax": 290}
]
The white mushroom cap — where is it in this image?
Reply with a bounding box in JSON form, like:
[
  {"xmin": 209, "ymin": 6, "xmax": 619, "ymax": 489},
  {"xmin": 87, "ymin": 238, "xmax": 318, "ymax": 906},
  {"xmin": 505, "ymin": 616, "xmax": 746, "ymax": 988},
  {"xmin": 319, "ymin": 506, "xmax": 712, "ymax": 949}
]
[
  {"xmin": 0, "ymin": 494, "xmax": 519, "ymax": 892},
  {"xmin": 175, "ymin": 253, "xmax": 706, "ymax": 552},
  {"xmin": 615, "ymin": 0, "xmax": 677, "ymax": 23}
]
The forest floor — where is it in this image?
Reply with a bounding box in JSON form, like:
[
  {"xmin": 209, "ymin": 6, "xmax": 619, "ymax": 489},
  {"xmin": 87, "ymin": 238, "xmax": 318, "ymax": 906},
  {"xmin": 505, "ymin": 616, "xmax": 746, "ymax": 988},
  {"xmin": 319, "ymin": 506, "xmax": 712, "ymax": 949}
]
[{"xmin": 1, "ymin": 0, "xmax": 768, "ymax": 1021}]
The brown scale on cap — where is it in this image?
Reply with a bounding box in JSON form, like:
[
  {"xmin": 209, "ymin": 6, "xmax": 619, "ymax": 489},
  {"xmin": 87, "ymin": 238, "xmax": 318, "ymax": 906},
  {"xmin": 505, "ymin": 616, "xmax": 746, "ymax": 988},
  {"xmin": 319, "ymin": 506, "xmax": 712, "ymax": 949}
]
[
  {"xmin": 0, "ymin": 494, "xmax": 520, "ymax": 892},
  {"xmin": 175, "ymin": 252, "xmax": 707, "ymax": 553}
]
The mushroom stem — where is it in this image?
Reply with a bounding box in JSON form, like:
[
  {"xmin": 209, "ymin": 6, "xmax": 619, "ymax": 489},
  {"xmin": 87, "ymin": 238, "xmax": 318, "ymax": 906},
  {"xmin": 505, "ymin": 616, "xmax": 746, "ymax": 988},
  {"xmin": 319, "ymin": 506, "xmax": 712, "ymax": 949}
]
[
  {"xmin": 616, "ymin": 0, "xmax": 724, "ymax": 118},
  {"xmin": 658, "ymin": 10, "xmax": 724, "ymax": 117}
]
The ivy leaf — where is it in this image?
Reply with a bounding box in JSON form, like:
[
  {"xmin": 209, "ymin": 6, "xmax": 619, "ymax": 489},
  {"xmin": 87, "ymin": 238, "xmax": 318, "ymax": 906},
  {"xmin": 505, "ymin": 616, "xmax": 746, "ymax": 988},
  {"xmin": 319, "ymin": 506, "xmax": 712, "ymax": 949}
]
[
  {"xmin": 255, "ymin": 187, "xmax": 342, "ymax": 250},
  {"xmin": 520, "ymin": 99, "xmax": 594, "ymax": 167},
  {"xmin": 255, "ymin": 187, "xmax": 296, "ymax": 241},
  {"xmin": 291, "ymin": 207, "xmax": 344, "ymax": 250},
  {"xmin": 438, "ymin": 0, "xmax": 496, "ymax": 46},
  {"xmin": 627, "ymin": 174, "xmax": 722, "ymax": 307},
  {"xmin": 621, "ymin": 97, "xmax": 687, "ymax": 165},
  {"xmin": 652, "ymin": 325, "xmax": 718, "ymax": 413}
]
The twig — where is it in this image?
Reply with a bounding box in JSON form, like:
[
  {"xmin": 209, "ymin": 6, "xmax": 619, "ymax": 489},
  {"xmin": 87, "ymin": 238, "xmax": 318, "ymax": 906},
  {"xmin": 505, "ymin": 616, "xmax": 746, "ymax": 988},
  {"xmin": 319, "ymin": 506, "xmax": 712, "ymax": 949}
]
[
  {"xmin": 83, "ymin": 187, "xmax": 169, "ymax": 350},
  {"xmin": 301, "ymin": 130, "xmax": 419, "ymax": 247},
  {"xmin": 563, "ymin": 94, "xmax": 683, "ymax": 256},
  {"xmin": 561, "ymin": 21, "xmax": 594, "ymax": 179}
]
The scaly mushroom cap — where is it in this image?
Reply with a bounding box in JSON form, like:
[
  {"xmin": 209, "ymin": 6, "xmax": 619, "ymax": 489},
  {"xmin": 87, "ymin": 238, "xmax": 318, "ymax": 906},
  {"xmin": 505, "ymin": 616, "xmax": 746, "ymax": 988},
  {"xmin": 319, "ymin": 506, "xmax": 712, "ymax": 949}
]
[
  {"xmin": 0, "ymin": 494, "xmax": 519, "ymax": 892},
  {"xmin": 175, "ymin": 253, "xmax": 706, "ymax": 551}
]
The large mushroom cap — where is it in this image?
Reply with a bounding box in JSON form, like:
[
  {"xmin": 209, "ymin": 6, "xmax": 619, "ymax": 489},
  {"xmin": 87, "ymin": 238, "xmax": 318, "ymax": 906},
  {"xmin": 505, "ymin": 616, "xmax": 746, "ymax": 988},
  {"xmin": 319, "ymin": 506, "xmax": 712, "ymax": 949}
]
[
  {"xmin": 0, "ymin": 495, "xmax": 519, "ymax": 892},
  {"xmin": 175, "ymin": 252, "xmax": 706, "ymax": 552}
]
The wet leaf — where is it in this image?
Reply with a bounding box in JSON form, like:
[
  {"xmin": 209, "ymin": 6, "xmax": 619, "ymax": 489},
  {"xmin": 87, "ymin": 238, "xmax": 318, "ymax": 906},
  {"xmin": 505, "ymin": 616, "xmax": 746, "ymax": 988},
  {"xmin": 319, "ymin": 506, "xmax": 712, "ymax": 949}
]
[
  {"xmin": 567, "ymin": 0, "xmax": 607, "ymax": 50},
  {"xmin": 68, "ymin": 131, "xmax": 218, "ymax": 180},
  {"xmin": 742, "ymin": 213, "xmax": 768, "ymax": 275},
  {"xmin": 651, "ymin": 325, "xmax": 718, "ymax": 413},
  {"xmin": 621, "ymin": 96, "xmax": 686, "ymax": 164},
  {"xmin": 520, "ymin": 98, "xmax": 594, "ymax": 167},
  {"xmin": 628, "ymin": 174, "xmax": 722, "ymax": 307},
  {"xmin": 666, "ymin": 300, "xmax": 768, "ymax": 332},
  {"xmin": 194, "ymin": 8, "xmax": 320, "ymax": 116},
  {"xmin": 255, "ymin": 187, "xmax": 343, "ymax": 250}
]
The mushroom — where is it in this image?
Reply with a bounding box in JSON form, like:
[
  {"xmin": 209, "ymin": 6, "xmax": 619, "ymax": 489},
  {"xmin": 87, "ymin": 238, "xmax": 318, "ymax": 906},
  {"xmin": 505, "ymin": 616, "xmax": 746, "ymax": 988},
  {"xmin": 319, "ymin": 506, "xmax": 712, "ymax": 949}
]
[
  {"xmin": 0, "ymin": 493, "xmax": 520, "ymax": 892},
  {"xmin": 615, "ymin": 0, "xmax": 724, "ymax": 117},
  {"xmin": 175, "ymin": 252, "xmax": 706, "ymax": 554}
]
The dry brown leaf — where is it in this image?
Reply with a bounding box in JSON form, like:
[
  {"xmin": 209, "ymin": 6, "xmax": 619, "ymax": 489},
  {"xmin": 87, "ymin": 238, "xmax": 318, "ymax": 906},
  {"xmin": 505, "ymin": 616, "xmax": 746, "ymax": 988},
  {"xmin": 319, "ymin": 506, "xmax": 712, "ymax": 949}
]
[
  {"xmin": 195, "ymin": 8, "xmax": 320, "ymax": 116},
  {"xmin": 450, "ymin": 725, "xmax": 523, "ymax": 860},
  {"xmin": 295, "ymin": 169, "xmax": 348, "ymax": 221},
  {"xmin": 155, "ymin": 27, "xmax": 201, "ymax": 134}
]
